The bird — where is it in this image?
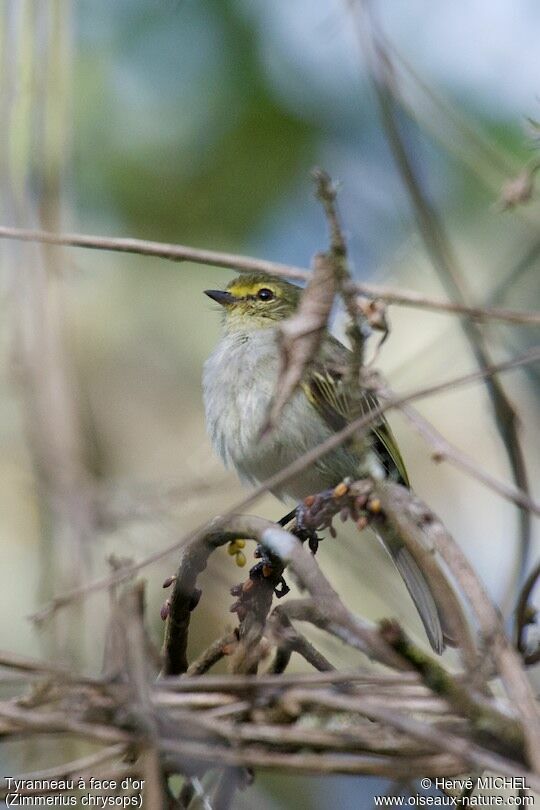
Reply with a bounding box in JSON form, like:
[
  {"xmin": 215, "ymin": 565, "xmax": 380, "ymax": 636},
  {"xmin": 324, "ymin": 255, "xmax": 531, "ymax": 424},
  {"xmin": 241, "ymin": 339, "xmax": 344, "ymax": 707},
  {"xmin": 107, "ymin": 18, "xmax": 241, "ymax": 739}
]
[{"xmin": 203, "ymin": 271, "xmax": 448, "ymax": 653}]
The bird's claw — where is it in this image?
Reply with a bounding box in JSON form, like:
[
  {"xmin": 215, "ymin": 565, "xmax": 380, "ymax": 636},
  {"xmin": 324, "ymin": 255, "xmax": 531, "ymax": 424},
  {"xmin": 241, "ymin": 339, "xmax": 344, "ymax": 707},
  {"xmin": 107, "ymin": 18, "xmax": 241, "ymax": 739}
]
[
  {"xmin": 274, "ymin": 576, "xmax": 290, "ymax": 598},
  {"xmin": 293, "ymin": 504, "xmax": 323, "ymax": 554},
  {"xmin": 249, "ymin": 548, "xmax": 290, "ymax": 597}
]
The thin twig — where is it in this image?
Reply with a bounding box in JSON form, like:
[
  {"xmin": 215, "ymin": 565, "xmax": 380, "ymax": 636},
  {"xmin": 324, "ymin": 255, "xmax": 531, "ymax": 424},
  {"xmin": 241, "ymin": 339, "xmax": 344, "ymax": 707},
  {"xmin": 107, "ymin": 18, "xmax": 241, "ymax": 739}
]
[
  {"xmin": 392, "ymin": 396, "xmax": 540, "ymax": 515},
  {"xmin": 313, "ymin": 168, "xmax": 366, "ymax": 373},
  {"xmin": 162, "ymin": 736, "xmax": 464, "ymax": 778},
  {"xmin": 268, "ymin": 608, "xmax": 334, "ymax": 672},
  {"xmin": 357, "ymin": 5, "xmax": 533, "ymax": 593},
  {"xmin": 0, "ymin": 744, "xmax": 127, "ymax": 793},
  {"xmin": 159, "ymin": 670, "xmax": 419, "ymax": 692},
  {"xmin": 265, "ymin": 251, "xmax": 337, "ymax": 431},
  {"xmin": 381, "ymin": 481, "xmax": 540, "ymax": 769},
  {"xmin": 284, "ymin": 690, "xmax": 540, "ymax": 789},
  {"xmin": 0, "ymin": 224, "xmax": 537, "ymax": 324},
  {"xmin": 161, "ymin": 729, "xmax": 538, "ymax": 786},
  {"xmin": 186, "ymin": 632, "xmax": 238, "ymax": 677},
  {"xmin": 379, "ymin": 620, "xmax": 523, "ymax": 760}
]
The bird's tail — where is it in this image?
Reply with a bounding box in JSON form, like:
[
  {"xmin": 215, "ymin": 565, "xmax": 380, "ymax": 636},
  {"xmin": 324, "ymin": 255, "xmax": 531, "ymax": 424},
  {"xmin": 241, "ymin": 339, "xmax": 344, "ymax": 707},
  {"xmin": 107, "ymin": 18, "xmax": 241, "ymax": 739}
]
[{"xmin": 376, "ymin": 527, "xmax": 450, "ymax": 655}]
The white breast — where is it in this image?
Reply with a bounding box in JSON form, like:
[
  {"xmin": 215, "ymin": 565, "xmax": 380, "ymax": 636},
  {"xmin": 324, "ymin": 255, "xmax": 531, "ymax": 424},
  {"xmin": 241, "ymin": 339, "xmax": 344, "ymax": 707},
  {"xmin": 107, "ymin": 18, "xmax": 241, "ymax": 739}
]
[
  {"xmin": 203, "ymin": 329, "xmax": 326, "ymax": 496},
  {"xmin": 203, "ymin": 329, "xmax": 383, "ymax": 501},
  {"xmin": 203, "ymin": 330, "xmax": 277, "ymax": 467}
]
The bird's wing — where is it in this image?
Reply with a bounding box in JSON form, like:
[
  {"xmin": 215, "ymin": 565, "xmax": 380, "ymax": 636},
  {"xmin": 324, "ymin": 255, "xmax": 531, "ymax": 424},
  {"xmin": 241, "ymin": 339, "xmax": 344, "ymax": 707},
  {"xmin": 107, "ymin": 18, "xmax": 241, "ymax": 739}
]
[
  {"xmin": 300, "ymin": 338, "xmax": 452, "ymax": 652},
  {"xmin": 301, "ymin": 336, "xmax": 409, "ymax": 487}
]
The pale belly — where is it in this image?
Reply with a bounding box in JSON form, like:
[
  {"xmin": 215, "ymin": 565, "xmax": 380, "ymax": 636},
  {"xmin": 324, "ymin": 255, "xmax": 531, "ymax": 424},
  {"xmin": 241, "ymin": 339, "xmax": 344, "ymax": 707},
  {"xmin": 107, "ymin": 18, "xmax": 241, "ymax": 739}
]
[{"xmin": 203, "ymin": 329, "xmax": 383, "ymax": 502}]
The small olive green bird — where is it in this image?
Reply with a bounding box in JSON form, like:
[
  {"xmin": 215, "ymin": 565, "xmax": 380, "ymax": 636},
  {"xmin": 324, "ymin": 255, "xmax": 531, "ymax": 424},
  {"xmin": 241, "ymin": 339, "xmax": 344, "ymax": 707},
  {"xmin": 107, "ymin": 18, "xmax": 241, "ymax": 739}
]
[{"xmin": 203, "ymin": 273, "xmax": 448, "ymax": 653}]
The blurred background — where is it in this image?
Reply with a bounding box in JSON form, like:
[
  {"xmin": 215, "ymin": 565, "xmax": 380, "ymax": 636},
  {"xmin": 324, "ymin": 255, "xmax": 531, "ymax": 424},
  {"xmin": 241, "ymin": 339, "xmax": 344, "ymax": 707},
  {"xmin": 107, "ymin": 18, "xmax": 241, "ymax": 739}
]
[{"xmin": 0, "ymin": 1, "xmax": 539, "ymax": 807}]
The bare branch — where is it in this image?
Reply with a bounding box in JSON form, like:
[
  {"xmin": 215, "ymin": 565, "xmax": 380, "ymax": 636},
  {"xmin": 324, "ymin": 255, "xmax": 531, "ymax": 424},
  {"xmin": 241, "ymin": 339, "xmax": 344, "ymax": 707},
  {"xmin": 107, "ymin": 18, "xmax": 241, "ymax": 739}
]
[
  {"xmin": 159, "ymin": 506, "xmax": 538, "ymax": 779},
  {"xmin": 159, "ymin": 670, "xmax": 419, "ymax": 692},
  {"xmin": 161, "ymin": 515, "xmax": 402, "ymax": 673},
  {"xmin": 394, "ymin": 397, "xmax": 540, "ymax": 515},
  {"xmin": 376, "ymin": 480, "xmax": 540, "ymax": 770},
  {"xmin": 353, "ymin": 287, "xmax": 540, "ymax": 326},
  {"xmin": 379, "ymin": 620, "xmax": 524, "ymax": 760},
  {"xmin": 186, "ymin": 632, "xmax": 238, "ymax": 677},
  {"xmin": 283, "ymin": 690, "xmax": 540, "ymax": 788},
  {"xmin": 0, "ymin": 224, "xmax": 537, "ymax": 324},
  {"xmin": 0, "ymin": 745, "xmax": 126, "ymax": 791},
  {"xmin": 266, "ymin": 252, "xmax": 337, "ymax": 431},
  {"xmin": 312, "ymin": 167, "xmax": 367, "ymax": 375},
  {"xmin": 268, "ymin": 608, "xmax": 334, "ymax": 672},
  {"xmin": 355, "ymin": 3, "xmax": 534, "ymax": 593}
]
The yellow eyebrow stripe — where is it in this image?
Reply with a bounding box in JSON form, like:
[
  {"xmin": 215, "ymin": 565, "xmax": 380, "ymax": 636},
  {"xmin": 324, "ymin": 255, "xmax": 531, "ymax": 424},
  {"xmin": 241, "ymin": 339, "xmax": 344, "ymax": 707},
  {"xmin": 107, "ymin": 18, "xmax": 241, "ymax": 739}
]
[{"xmin": 227, "ymin": 282, "xmax": 275, "ymax": 298}]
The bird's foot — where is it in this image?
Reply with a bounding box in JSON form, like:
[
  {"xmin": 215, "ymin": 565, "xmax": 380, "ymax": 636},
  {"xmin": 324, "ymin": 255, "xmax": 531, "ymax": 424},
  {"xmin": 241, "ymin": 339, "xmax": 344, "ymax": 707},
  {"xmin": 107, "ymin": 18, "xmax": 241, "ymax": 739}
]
[
  {"xmin": 251, "ymin": 546, "xmax": 290, "ymax": 597},
  {"xmin": 297, "ymin": 479, "xmax": 377, "ymax": 538},
  {"xmin": 292, "ymin": 504, "xmax": 323, "ymax": 554},
  {"xmin": 277, "ymin": 504, "xmax": 323, "ymax": 555}
]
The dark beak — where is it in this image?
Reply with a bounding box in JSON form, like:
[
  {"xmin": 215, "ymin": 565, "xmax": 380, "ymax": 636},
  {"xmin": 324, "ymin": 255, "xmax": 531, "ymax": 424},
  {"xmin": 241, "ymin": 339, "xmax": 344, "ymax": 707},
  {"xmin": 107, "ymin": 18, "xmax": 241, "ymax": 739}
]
[{"xmin": 204, "ymin": 289, "xmax": 235, "ymax": 306}]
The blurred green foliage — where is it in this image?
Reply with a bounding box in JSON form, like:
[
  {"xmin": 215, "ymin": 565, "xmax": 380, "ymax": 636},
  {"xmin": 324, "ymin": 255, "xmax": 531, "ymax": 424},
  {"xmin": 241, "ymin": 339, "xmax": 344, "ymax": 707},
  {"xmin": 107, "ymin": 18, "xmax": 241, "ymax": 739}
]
[{"xmin": 74, "ymin": 0, "xmax": 316, "ymax": 244}]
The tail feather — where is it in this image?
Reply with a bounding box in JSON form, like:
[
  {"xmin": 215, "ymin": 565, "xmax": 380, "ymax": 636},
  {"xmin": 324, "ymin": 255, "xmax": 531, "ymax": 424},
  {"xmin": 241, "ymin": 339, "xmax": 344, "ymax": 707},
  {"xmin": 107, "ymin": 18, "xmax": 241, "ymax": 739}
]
[
  {"xmin": 391, "ymin": 546, "xmax": 445, "ymax": 655},
  {"xmin": 374, "ymin": 524, "xmax": 447, "ymax": 654}
]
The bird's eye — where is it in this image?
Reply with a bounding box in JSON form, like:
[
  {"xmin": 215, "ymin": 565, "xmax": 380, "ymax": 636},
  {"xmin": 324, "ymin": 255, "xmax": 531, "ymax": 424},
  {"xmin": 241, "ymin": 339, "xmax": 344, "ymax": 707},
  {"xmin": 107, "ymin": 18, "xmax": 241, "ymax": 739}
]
[{"xmin": 257, "ymin": 288, "xmax": 274, "ymax": 301}]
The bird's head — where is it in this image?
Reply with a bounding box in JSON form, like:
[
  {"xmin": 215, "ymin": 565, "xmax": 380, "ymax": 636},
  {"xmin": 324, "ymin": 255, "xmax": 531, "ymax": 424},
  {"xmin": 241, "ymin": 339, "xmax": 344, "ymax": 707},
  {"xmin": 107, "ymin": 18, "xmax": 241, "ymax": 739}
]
[{"xmin": 204, "ymin": 273, "xmax": 301, "ymax": 332}]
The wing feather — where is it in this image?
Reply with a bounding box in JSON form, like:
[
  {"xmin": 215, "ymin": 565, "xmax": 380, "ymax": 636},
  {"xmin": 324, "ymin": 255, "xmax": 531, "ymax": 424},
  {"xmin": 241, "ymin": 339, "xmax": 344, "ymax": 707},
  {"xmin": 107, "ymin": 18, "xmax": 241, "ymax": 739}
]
[{"xmin": 301, "ymin": 338, "xmax": 409, "ymax": 487}]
